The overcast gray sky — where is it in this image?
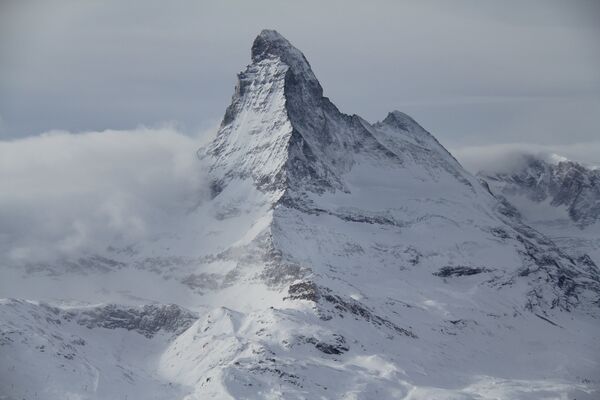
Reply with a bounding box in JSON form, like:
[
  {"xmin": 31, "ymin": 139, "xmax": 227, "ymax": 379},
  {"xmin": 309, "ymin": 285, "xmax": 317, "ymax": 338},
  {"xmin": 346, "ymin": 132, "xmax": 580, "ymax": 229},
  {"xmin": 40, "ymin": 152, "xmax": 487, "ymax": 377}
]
[{"xmin": 1, "ymin": 0, "xmax": 599, "ymax": 162}]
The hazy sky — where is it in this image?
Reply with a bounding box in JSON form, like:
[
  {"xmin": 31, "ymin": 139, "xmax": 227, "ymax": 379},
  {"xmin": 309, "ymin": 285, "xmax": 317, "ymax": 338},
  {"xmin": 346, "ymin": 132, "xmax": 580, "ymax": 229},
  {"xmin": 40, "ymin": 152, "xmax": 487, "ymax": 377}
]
[{"xmin": 1, "ymin": 0, "xmax": 599, "ymax": 161}]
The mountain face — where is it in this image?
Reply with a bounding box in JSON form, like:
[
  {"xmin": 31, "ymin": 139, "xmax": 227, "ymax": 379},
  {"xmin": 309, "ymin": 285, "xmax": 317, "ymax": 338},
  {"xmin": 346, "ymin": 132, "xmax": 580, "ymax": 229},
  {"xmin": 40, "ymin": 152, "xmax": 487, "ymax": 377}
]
[
  {"xmin": 481, "ymin": 155, "xmax": 600, "ymax": 227},
  {"xmin": 480, "ymin": 154, "xmax": 600, "ymax": 266},
  {"xmin": 2, "ymin": 30, "xmax": 599, "ymax": 400}
]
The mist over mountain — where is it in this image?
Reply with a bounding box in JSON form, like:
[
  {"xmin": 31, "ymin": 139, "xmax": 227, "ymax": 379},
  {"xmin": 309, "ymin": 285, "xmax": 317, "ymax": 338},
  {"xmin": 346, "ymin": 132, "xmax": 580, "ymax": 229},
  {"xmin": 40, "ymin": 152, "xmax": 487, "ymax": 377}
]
[{"xmin": 0, "ymin": 127, "xmax": 212, "ymax": 264}]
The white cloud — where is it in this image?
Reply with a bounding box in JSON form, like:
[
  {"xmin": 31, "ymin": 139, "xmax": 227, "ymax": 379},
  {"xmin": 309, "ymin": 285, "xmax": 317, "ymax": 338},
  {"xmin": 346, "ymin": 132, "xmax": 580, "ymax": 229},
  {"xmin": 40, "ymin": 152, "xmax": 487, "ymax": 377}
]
[
  {"xmin": 451, "ymin": 141, "xmax": 600, "ymax": 174},
  {"xmin": 0, "ymin": 126, "xmax": 214, "ymax": 263}
]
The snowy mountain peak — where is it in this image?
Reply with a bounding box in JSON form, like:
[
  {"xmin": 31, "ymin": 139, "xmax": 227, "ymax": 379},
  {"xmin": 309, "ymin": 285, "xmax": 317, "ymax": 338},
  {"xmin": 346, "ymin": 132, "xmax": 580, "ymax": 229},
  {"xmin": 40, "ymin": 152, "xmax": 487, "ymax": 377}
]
[
  {"xmin": 205, "ymin": 30, "xmax": 482, "ymax": 198},
  {"xmin": 204, "ymin": 30, "xmax": 398, "ymax": 195},
  {"xmin": 252, "ymin": 31, "xmax": 316, "ymax": 73},
  {"xmin": 380, "ymin": 110, "xmax": 425, "ymax": 132},
  {"xmin": 251, "ymin": 29, "xmax": 323, "ymax": 100},
  {"xmin": 251, "ymin": 29, "xmax": 299, "ymax": 62}
]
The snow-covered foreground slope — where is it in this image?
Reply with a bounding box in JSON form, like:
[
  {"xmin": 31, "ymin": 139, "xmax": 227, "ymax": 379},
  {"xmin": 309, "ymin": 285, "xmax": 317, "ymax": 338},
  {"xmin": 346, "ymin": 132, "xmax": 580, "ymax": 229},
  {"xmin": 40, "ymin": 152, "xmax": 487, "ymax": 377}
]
[
  {"xmin": 1, "ymin": 30, "xmax": 599, "ymax": 399},
  {"xmin": 0, "ymin": 300, "xmax": 195, "ymax": 400}
]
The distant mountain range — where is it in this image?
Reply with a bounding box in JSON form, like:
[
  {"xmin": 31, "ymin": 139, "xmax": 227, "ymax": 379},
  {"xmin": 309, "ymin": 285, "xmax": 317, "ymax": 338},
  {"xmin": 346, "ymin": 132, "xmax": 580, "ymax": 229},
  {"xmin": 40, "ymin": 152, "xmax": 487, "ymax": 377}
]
[{"xmin": 480, "ymin": 153, "xmax": 600, "ymax": 284}]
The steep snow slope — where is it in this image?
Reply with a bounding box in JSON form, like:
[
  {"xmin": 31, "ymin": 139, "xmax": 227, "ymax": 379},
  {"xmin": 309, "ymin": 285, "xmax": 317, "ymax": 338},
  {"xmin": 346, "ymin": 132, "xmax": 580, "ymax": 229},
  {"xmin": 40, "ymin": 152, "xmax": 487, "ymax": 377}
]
[
  {"xmin": 1, "ymin": 30, "xmax": 599, "ymax": 399},
  {"xmin": 480, "ymin": 154, "xmax": 600, "ymax": 265}
]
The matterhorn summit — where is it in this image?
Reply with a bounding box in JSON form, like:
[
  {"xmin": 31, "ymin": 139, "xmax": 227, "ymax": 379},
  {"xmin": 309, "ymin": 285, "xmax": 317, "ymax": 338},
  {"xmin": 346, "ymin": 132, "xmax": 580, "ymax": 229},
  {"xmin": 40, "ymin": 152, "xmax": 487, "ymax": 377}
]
[{"xmin": 1, "ymin": 30, "xmax": 599, "ymax": 400}]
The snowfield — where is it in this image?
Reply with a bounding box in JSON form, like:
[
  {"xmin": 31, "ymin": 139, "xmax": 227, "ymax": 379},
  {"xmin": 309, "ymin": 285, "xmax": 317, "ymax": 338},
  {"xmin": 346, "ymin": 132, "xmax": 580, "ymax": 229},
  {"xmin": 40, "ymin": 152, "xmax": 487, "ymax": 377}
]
[{"xmin": 1, "ymin": 30, "xmax": 599, "ymax": 400}]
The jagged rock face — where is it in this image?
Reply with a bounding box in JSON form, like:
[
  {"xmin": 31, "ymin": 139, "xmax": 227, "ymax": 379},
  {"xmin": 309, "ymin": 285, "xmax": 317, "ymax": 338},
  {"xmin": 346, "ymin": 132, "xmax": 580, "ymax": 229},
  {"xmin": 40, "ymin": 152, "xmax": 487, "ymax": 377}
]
[
  {"xmin": 201, "ymin": 29, "xmax": 599, "ymax": 314},
  {"xmin": 74, "ymin": 304, "xmax": 197, "ymax": 338},
  {"xmin": 2, "ymin": 30, "xmax": 600, "ymax": 399},
  {"xmin": 205, "ymin": 30, "xmax": 396, "ymax": 195},
  {"xmin": 204, "ymin": 30, "xmax": 476, "ymax": 199},
  {"xmin": 205, "ymin": 51, "xmax": 292, "ymax": 193},
  {"xmin": 481, "ymin": 155, "xmax": 600, "ymax": 227}
]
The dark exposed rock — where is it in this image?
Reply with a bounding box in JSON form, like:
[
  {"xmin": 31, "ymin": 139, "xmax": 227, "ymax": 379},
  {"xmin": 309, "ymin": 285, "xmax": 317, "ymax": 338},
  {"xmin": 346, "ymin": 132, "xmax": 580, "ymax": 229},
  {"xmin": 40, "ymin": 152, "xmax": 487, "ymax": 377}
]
[
  {"xmin": 577, "ymin": 254, "xmax": 597, "ymax": 268},
  {"xmin": 534, "ymin": 313, "xmax": 562, "ymax": 328},
  {"xmin": 260, "ymin": 262, "xmax": 309, "ymax": 287},
  {"xmin": 434, "ymin": 266, "xmax": 491, "ymax": 277},
  {"xmin": 496, "ymin": 197, "xmax": 522, "ymax": 219},
  {"xmin": 209, "ymin": 179, "xmax": 224, "ymax": 198},
  {"xmin": 440, "ymin": 319, "xmax": 478, "ymax": 335},
  {"xmin": 284, "ymin": 281, "xmax": 417, "ymax": 338},
  {"xmin": 284, "ymin": 281, "xmax": 320, "ymax": 302},
  {"xmin": 322, "ymin": 291, "xmax": 417, "ymax": 338},
  {"xmin": 490, "ymin": 227, "xmax": 511, "ymax": 239},
  {"xmin": 74, "ymin": 304, "xmax": 197, "ymax": 338},
  {"xmin": 299, "ymin": 334, "xmax": 349, "ymax": 355}
]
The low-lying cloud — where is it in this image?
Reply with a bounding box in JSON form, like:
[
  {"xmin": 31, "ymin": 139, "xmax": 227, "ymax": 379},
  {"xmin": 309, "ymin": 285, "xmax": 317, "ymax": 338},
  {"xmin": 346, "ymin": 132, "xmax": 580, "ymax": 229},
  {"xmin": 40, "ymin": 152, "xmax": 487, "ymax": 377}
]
[
  {"xmin": 0, "ymin": 127, "xmax": 212, "ymax": 264},
  {"xmin": 452, "ymin": 141, "xmax": 600, "ymax": 174},
  {"xmin": 2, "ymin": 127, "xmax": 598, "ymax": 266}
]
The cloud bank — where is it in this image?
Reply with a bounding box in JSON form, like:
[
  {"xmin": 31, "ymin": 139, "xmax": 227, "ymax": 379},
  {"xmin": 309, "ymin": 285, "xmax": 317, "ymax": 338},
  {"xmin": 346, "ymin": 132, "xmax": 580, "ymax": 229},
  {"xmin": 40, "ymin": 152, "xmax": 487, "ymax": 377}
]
[
  {"xmin": 0, "ymin": 127, "xmax": 212, "ymax": 264},
  {"xmin": 1, "ymin": 125, "xmax": 597, "ymax": 267},
  {"xmin": 452, "ymin": 141, "xmax": 600, "ymax": 174}
]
